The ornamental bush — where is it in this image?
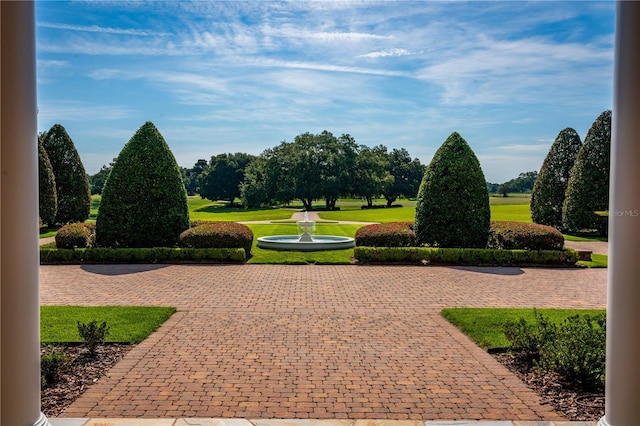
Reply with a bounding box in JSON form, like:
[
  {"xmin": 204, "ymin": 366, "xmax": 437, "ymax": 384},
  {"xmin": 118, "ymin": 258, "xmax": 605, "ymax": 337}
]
[
  {"xmin": 562, "ymin": 110, "xmax": 611, "ymax": 236},
  {"xmin": 530, "ymin": 128, "xmax": 582, "ymax": 230},
  {"xmin": 55, "ymin": 222, "xmax": 95, "ymax": 249},
  {"xmin": 354, "ymin": 222, "xmax": 415, "ymax": 247},
  {"xmin": 38, "ymin": 138, "xmax": 58, "ymax": 226},
  {"xmin": 487, "ymin": 221, "xmax": 564, "ymax": 251},
  {"xmin": 96, "ymin": 122, "xmax": 189, "ymax": 248},
  {"xmin": 41, "ymin": 124, "xmax": 91, "ymax": 224},
  {"xmin": 415, "ymin": 132, "xmax": 490, "ymax": 248},
  {"xmin": 178, "ymin": 222, "xmax": 253, "ymax": 257}
]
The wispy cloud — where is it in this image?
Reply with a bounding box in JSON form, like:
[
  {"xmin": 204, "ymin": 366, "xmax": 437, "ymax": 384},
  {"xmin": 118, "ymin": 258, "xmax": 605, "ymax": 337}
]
[
  {"xmin": 359, "ymin": 48, "xmax": 414, "ymax": 59},
  {"xmin": 38, "ymin": 21, "xmax": 169, "ymax": 36}
]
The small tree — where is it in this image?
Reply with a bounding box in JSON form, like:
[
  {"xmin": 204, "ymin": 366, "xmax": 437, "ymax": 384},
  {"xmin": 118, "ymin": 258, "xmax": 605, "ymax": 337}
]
[
  {"xmin": 41, "ymin": 124, "xmax": 91, "ymax": 224},
  {"xmin": 96, "ymin": 122, "xmax": 189, "ymax": 247},
  {"xmin": 198, "ymin": 153, "xmax": 254, "ymax": 206},
  {"xmin": 415, "ymin": 132, "xmax": 490, "ymax": 248},
  {"xmin": 38, "ymin": 137, "xmax": 58, "ymax": 226},
  {"xmin": 562, "ymin": 111, "xmax": 611, "ymax": 236},
  {"xmin": 531, "ymin": 128, "xmax": 582, "ymax": 230}
]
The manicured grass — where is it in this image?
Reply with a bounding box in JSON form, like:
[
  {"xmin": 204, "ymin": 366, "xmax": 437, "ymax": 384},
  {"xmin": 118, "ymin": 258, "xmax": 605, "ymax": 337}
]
[
  {"xmin": 246, "ymin": 223, "xmax": 361, "ymax": 264},
  {"xmin": 90, "ymin": 194, "xmax": 101, "ymax": 218},
  {"xmin": 578, "ymin": 253, "xmax": 608, "ymax": 268},
  {"xmin": 39, "ymin": 227, "xmax": 58, "ymax": 239},
  {"xmin": 318, "ymin": 207, "xmax": 415, "ymax": 223},
  {"xmin": 489, "ymin": 203, "xmax": 532, "ymax": 223},
  {"xmin": 41, "ymin": 306, "xmax": 176, "ymax": 344},
  {"xmin": 488, "ymin": 193, "xmax": 531, "ymax": 204},
  {"xmin": 188, "ymin": 196, "xmax": 293, "ymax": 221},
  {"xmin": 441, "ymin": 307, "xmax": 605, "ymax": 350},
  {"xmin": 564, "ymin": 234, "xmax": 608, "ymax": 242}
]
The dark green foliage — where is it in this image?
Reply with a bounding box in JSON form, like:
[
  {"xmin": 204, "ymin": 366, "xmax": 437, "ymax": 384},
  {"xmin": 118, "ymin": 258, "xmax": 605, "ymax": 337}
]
[
  {"xmin": 178, "ymin": 222, "xmax": 253, "ymax": 257},
  {"xmin": 354, "ymin": 222, "xmax": 416, "ymax": 247},
  {"xmin": 353, "ymin": 246, "xmax": 578, "ymax": 266},
  {"xmin": 382, "ymin": 148, "xmax": 425, "ymax": 207},
  {"xmin": 40, "ymin": 246, "xmax": 246, "ymax": 264},
  {"xmin": 40, "ymin": 348, "xmax": 68, "ymax": 388},
  {"xmin": 198, "ymin": 153, "xmax": 255, "ymax": 205},
  {"xmin": 55, "ymin": 222, "xmax": 95, "ymax": 249},
  {"xmin": 77, "ymin": 320, "xmax": 109, "ymax": 357},
  {"xmin": 415, "ymin": 132, "xmax": 490, "ymax": 248},
  {"xmin": 487, "ymin": 221, "xmax": 564, "ymax": 251},
  {"xmin": 183, "ymin": 159, "xmax": 208, "ymax": 196},
  {"xmin": 38, "ymin": 138, "xmax": 58, "ymax": 226},
  {"xmin": 96, "ymin": 122, "xmax": 189, "ymax": 248},
  {"xmin": 562, "ymin": 111, "xmax": 611, "ymax": 236},
  {"xmin": 41, "ymin": 124, "xmax": 91, "ymax": 224},
  {"xmin": 531, "ymin": 128, "xmax": 582, "ymax": 229},
  {"xmin": 504, "ymin": 310, "xmax": 606, "ymax": 391},
  {"xmin": 89, "ymin": 161, "xmax": 115, "ymax": 195}
]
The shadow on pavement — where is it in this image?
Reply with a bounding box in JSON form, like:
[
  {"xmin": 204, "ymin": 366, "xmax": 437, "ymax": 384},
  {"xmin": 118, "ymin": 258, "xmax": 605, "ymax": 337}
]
[
  {"xmin": 80, "ymin": 264, "xmax": 171, "ymax": 276},
  {"xmin": 450, "ymin": 266, "xmax": 525, "ymax": 275}
]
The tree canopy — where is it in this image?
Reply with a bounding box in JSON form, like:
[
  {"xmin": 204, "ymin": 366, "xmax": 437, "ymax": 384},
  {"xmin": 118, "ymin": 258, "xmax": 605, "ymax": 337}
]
[{"xmin": 198, "ymin": 153, "xmax": 255, "ymax": 206}]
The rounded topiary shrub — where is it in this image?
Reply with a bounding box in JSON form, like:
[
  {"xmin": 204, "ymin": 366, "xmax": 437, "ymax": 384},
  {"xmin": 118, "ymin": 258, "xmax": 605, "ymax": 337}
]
[
  {"xmin": 55, "ymin": 222, "xmax": 95, "ymax": 249},
  {"xmin": 355, "ymin": 222, "xmax": 415, "ymax": 247},
  {"xmin": 487, "ymin": 221, "xmax": 564, "ymax": 251},
  {"xmin": 415, "ymin": 132, "xmax": 490, "ymax": 248},
  {"xmin": 96, "ymin": 122, "xmax": 189, "ymax": 248},
  {"xmin": 178, "ymin": 222, "xmax": 253, "ymax": 257}
]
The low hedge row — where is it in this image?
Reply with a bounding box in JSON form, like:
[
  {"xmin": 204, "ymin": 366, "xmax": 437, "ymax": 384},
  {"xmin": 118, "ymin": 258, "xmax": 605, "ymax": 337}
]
[
  {"xmin": 179, "ymin": 222, "xmax": 253, "ymax": 257},
  {"xmin": 354, "ymin": 246, "xmax": 578, "ymax": 266},
  {"xmin": 55, "ymin": 222, "xmax": 96, "ymax": 249},
  {"xmin": 40, "ymin": 246, "xmax": 246, "ymax": 264},
  {"xmin": 355, "ymin": 222, "xmax": 415, "ymax": 247},
  {"xmin": 488, "ymin": 221, "xmax": 564, "ymax": 250}
]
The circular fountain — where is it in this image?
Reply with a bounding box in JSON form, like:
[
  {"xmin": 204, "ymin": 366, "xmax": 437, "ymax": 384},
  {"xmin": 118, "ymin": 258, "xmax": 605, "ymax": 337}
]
[{"xmin": 257, "ymin": 211, "xmax": 355, "ymax": 251}]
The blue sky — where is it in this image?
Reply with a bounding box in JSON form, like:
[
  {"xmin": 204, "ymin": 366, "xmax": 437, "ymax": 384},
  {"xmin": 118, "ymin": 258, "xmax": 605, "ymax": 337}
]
[{"xmin": 36, "ymin": 1, "xmax": 615, "ymax": 183}]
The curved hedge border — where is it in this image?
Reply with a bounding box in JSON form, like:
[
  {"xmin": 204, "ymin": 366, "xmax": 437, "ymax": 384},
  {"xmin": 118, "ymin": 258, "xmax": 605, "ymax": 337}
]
[
  {"xmin": 354, "ymin": 246, "xmax": 578, "ymax": 266},
  {"xmin": 40, "ymin": 246, "xmax": 246, "ymax": 264}
]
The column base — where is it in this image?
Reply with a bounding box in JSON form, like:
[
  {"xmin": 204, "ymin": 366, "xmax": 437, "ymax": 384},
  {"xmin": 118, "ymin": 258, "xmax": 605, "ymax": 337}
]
[
  {"xmin": 33, "ymin": 412, "xmax": 51, "ymax": 426},
  {"xmin": 598, "ymin": 416, "xmax": 611, "ymax": 426}
]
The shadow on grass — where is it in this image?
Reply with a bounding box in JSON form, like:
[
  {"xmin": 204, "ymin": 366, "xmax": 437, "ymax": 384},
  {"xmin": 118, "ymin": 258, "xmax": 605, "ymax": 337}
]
[{"xmin": 80, "ymin": 264, "xmax": 171, "ymax": 276}]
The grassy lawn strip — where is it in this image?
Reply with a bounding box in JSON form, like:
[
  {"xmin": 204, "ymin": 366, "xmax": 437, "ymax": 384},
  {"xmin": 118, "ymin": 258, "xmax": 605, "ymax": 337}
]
[
  {"xmin": 441, "ymin": 307, "xmax": 605, "ymax": 350},
  {"xmin": 41, "ymin": 306, "xmax": 176, "ymax": 344},
  {"xmin": 578, "ymin": 253, "xmax": 608, "ymax": 268}
]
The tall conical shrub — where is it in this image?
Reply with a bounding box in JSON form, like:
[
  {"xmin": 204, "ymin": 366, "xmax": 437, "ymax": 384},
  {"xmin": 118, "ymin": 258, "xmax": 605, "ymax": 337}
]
[
  {"xmin": 531, "ymin": 128, "xmax": 582, "ymax": 230},
  {"xmin": 415, "ymin": 132, "xmax": 490, "ymax": 248},
  {"xmin": 38, "ymin": 137, "xmax": 58, "ymax": 226},
  {"xmin": 96, "ymin": 122, "xmax": 189, "ymax": 247},
  {"xmin": 562, "ymin": 110, "xmax": 611, "ymax": 236},
  {"xmin": 41, "ymin": 124, "xmax": 91, "ymax": 224}
]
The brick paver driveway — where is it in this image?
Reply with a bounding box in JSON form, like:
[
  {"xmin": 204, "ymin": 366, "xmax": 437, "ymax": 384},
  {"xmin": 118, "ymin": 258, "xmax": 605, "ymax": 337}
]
[{"xmin": 40, "ymin": 264, "xmax": 607, "ymax": 420}]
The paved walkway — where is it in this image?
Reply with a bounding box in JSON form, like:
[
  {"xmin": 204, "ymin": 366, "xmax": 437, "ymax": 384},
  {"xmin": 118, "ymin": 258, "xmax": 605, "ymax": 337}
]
[{"xmin": 41, "ymin": 264, "xmax": 607, "ymax": 421}]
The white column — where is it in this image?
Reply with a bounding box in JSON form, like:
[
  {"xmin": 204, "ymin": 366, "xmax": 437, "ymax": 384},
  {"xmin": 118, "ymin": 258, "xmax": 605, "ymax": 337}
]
[
  {"xmin": 1, "ymin": 2, "xmax": 50, "ymax": 425},
  {"xmin": 599, "ymin": 2, "xmax": 640, "ymax": 426}
]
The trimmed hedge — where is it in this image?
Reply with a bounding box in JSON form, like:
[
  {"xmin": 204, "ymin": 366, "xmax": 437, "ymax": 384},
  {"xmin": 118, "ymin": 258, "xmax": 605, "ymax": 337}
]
[
  {"xmin": 487, "ymin": 221, "xmax": 564, "ymax": 251},
  {"xmin": 55, "ymin": 222, "xmax": 95, "ymax": 249},
  {"xmin": 178, "ymin": 222, "xmax": 253, "ymax": 257},
  {"xmin": 40, "ymin": 247, "xmax": 246, "ymax": 264},
  {"xmin": 355, "ymin": 222, "xmax": 415, "ymax": 247},
  {"xmin": 354, "ymin": 246, "xmax": 578, "ymax": 266}
]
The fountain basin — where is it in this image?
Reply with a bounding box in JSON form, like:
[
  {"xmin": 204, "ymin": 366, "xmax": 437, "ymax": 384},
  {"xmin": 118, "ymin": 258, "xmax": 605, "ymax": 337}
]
[{"xmin": 257, "ymin": 235, "xmax": 355, "ymax": 251}]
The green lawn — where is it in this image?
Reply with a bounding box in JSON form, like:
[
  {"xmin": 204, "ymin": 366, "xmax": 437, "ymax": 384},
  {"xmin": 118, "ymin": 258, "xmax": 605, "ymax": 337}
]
[
  {"xmin": 578, "ymin": 253, "xmax": 608, "ymax": 268},
  {"xmin": 489, "ymin": 203, "xmax": 532, "ymax": 223},
  {"xmin": 441, "ymin": 307, "xmax": 605, "ymax": 350},
  {"xmin": 41, "ymin": 306, "xmax": 176, "ymax": 344}
]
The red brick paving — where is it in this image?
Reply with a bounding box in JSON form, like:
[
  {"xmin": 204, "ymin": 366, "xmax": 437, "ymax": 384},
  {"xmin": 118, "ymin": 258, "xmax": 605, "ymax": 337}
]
[{"xmin": 40, "ymin": 264, "xmax": 607, "ymax": 420}]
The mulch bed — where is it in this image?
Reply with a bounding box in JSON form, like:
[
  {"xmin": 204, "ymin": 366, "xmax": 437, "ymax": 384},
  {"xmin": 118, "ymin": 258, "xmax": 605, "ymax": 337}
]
[
  {"xmin": 41, "ymin": 344, "xmax": 132, "ymax": 417},
  {"xmin": 42, "ymin": 345, "xmax": 604, "ymax": 421},
  {"xmin": 492, "ymin": 351, "xmax": 604, "ymax": 421}
]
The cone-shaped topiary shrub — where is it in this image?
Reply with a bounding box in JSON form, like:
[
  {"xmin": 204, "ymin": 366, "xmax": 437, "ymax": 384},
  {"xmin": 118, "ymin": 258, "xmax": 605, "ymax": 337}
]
[
  {"xmin": 38, "ymin": 137, "xmax": 58, "ymax": 226},
  {"xmin": 530, "ymin": 128, "xmax": 582, "ymax": 230},
  {"xmin": 414, "ymin": 132, "xmax": 490, "ymax": 248},
  {"xmin": 96, "ymin": 122, "xmax": 189, "ymax": 247},
  {"xmin": 562, "ymin": 111, "xmax": 611, "ymax": 236},
  {"xmin": 41, "ymin": 124, "xmax": 91, "ymax": 224}
]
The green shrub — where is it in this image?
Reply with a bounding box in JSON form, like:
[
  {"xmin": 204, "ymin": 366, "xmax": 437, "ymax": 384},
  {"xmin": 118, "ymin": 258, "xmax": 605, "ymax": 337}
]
[
  {"xmin": 55, "ymin": 222, "xmax": 95, "ymax": 249},
  {"xmin": 38, "ymin": 138, "xmax": 58, "ymax": 226},
  {"xmin": 530, "ymin": 128, "xmax": 582, "ymax": 230},
  {"xmin": 504, "ymin": 311, "xmax": 606, "ymax": 391},
  {"xmin": 77, "ymin": 320, "xmax": 110, "ymax": 357},
  {"xmin": 40, "ymin": 124, "xmax": 91, "ymax": 224},
  {"xmin": 563, "ymin": 110, "xmax": 611, "ymax": 236},
  {"xmin": 354, "ymin": 222, "xmax": 415, "ymax": 247},
  {"xmin": 179, "ymin": 222, "xmax": 253, "ymax": 257},
  {"xmin": 41, "ymin": 348, "xmax": 68, "ymax": 388},
  {"xmin": 354, "ymin": 246, "xmax": 578, "ymax": 266},
  {"xmin": 96, "ymin": 122, "xmax": 189, "ymax": 248},
  {"xmin": 40, "ymin": 246, "xmax": 246, "ymax": 264},
  {"xmin": 487, "ymin": 221, "xmax": 564, "ymax": 250},
  {"xmin": 415, "ymin": 132, "xmax": 490, "ymax": 248}
]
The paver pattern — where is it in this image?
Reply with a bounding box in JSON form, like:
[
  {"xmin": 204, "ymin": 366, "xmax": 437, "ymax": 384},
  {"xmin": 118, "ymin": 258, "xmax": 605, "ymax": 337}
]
[{"xmin": 40, "ymin": 265, "xmax": 607, "ymax": 420}]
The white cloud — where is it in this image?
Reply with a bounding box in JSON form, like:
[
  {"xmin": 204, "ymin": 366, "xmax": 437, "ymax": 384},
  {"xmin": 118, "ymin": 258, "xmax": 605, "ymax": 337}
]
[
  {"xmin": 359, "ymin": 48, "xmax": 414, "ymax": 58},
  {"xmin": 38, "ymin": 21, "xmax": 169, "ymax": 36}
]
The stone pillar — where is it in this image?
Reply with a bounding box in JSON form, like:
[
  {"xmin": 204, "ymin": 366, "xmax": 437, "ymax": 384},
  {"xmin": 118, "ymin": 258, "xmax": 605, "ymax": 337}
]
[
  {"xmin": 1, "ymin": 2, "xmax": 50, "ymax": 425},
  {"xmin": 599, "ymin": 2, "xmax": 640, "ymax": 426}
]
